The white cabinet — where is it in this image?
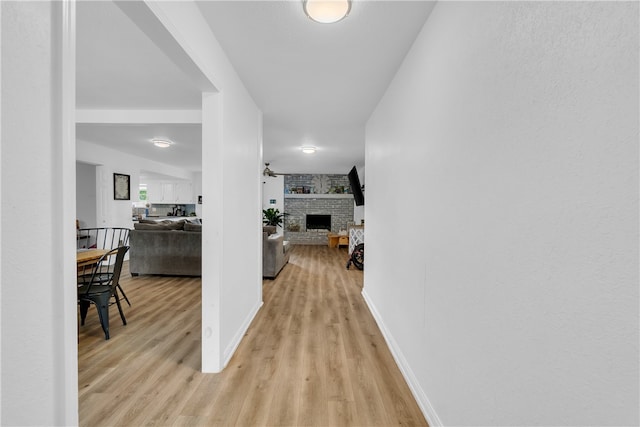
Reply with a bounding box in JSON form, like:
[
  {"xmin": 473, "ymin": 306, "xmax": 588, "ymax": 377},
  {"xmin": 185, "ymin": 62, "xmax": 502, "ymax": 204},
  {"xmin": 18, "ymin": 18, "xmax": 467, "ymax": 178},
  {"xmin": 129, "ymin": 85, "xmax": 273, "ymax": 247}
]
[
  {"xmin": 146, "ymin": 180, "xmax": 193, "ymax": 203},
  {"xmin": 161, "ymin": 183, "xmax": 175, "ymax": 202},
  {"xmin": 176, "ymin": 182, "xmax": 193, "ymax": 203},
  {"xmin": 146, "ymin": 182, "xmax": 164, "ymax": 203}
]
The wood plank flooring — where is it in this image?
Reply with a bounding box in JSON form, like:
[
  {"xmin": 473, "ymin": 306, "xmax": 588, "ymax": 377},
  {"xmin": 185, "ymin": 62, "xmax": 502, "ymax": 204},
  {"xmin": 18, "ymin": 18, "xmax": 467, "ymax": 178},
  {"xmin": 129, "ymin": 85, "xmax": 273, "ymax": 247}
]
[{"xmin": 78, "ymin": 244, "xmax": 428, "ymax": 426}]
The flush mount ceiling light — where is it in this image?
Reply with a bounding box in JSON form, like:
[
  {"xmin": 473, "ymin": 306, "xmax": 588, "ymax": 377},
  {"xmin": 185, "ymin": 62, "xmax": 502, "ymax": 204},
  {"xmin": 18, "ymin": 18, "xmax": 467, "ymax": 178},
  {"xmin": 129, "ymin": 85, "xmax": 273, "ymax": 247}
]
[
  {"xmin": 303, "ymin": 0, "xmax": 351, "ymax": 24},
  {"xmin": 301, "ymin": 146, "xmax": 317, "ymax": 154},
  {"xmin": 152, "ymin": 138, "xmax": 172, "ymax": 148}
]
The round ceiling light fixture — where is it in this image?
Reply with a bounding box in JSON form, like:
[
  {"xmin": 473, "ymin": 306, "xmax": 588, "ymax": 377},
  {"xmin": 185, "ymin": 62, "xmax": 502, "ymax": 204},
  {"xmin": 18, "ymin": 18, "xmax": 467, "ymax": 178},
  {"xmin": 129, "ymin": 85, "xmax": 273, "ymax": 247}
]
[
  {"xmin": 301, "ymin": 146, "xmax": 317, "ymax": 154},
  {"xmin": 152, "ymin": 138, "xmax": 173, "ymax": 148},
  {"xmin": 303, "ymin": 0, "xmax": 351, "ymax": 24}
]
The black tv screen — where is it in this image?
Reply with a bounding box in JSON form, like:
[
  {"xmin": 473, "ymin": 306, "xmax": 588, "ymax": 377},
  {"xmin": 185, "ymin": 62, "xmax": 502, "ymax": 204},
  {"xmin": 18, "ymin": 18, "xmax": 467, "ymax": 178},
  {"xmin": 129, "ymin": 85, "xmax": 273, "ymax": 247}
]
[{"xmin": 348, "ymin": 166, "xmax": 364, "ymax": 206}]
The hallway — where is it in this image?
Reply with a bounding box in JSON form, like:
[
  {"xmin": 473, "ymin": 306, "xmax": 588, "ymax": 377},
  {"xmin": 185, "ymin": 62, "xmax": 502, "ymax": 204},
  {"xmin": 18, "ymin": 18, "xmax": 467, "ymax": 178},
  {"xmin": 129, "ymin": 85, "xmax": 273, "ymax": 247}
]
[{"xmin": 78, "ymin": 244, "xmax": 427, "ymax": 426}]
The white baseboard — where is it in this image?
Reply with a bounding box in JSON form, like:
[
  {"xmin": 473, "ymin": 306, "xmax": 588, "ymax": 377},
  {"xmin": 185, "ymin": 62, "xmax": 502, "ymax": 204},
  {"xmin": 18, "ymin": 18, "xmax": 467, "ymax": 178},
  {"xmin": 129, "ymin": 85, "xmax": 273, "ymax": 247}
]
[
  {"xmin": 361, "ymin": 289, "xmax": 443, "ymax": 427},
  {"xmin": 222, "ymin": 300, "xmax": 263, "ymax": 368}
]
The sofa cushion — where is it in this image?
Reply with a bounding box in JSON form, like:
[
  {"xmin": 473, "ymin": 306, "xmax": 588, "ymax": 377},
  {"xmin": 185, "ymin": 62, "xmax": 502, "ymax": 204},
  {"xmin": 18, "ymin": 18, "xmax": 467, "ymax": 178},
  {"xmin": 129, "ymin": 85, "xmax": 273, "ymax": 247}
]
[
  {"xmin": 184, "ymin": 223, "xmax": 202, "ymax": 232},
  {"xmin": 134, "ymin": 223, "xmax": 164, "ymax": 230},
  {"xmin": 166, "ymin": 220, "xmax": 186, "ymax": 229},
  {"xmin": 134, "ymin": 220, "xmax": 185, "ymax": 231},
  {"xmin": 139, "ymin": 219, "xmax": 160, "ymax": 224}
]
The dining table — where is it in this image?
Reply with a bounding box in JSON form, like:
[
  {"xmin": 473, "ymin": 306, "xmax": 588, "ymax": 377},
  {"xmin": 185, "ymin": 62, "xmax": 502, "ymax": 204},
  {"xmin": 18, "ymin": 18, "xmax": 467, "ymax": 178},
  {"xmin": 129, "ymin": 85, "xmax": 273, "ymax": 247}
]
[{"xmin": 76, "ymin": 248, "xmax": 108, "ymax": 269}]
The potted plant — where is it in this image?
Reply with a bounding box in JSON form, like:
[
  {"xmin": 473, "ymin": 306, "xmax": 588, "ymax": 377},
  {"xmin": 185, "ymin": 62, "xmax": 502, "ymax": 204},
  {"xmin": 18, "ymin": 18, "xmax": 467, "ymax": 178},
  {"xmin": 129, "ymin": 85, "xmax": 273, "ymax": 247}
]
[{"xmin": 262, "ymin": 208, "xmax": 288, "ymax": 227}]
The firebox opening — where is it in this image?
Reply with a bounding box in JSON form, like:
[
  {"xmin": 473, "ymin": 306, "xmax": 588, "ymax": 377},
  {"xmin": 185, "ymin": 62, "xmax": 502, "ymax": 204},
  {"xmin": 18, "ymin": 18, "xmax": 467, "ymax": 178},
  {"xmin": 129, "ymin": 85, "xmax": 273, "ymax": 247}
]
[{"xmin": 306, "ymin": 214, "xmax": 331, "ymax": 231}]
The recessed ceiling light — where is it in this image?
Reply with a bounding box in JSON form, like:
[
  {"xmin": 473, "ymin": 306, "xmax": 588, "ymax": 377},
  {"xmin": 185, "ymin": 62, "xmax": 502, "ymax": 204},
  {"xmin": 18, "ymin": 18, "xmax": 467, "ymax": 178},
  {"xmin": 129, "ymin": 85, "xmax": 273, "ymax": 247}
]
[
  {"xmin": 303, "ymin": 0, "xmax": 351, "ymax": 24},
  {"xmin": 152, "ymin": 139, "xmax": 172, "ymax": 148},
  {"xmin": 302, "ymin": 146, "xmax": 317, "ymax": 154}
]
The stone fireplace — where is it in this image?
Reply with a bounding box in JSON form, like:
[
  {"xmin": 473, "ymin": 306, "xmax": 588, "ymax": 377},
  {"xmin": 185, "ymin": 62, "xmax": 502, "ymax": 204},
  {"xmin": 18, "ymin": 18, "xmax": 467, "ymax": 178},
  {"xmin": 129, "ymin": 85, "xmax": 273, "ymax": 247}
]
[{"xmin": 283, "ymin": 174, "xmax": 354, "ymax": 244}]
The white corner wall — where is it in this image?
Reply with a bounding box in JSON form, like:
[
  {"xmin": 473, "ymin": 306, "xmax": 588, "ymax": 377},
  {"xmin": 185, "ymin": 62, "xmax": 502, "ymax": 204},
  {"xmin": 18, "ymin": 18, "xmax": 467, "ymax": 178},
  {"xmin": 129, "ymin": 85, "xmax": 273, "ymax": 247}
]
[
  {"xmin": 364, "ymin": 2, "xmax": 638, "ymax": 426},
  {"xmin": 1, "ymin": 1, "xmax": 78, "ymax": 425},
  {"xmin": 145, "ymin": 1, "xmax": 263, "ymax": 372}
]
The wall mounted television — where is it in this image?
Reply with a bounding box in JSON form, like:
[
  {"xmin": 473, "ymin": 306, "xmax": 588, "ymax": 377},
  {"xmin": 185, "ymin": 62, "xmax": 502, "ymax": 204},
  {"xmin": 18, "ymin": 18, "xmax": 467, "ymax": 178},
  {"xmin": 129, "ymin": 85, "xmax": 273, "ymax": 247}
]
[{"xmin": 348, "ymin": 166, "xmax": 364, "ymax": 206}]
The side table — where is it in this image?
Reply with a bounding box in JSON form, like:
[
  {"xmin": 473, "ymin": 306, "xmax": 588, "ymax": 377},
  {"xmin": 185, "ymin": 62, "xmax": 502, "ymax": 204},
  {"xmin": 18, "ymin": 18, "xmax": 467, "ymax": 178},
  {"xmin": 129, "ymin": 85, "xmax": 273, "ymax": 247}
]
[{"xmin": 327, "ymin": 233, "xmax": 349, "ymax": 248}]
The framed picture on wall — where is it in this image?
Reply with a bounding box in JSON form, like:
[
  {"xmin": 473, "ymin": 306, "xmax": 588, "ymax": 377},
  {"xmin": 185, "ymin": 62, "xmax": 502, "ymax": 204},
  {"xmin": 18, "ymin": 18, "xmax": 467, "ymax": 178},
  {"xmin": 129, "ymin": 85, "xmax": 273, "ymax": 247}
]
[{"xmin": 113, "ymin": 173, "xmax": 130, "ymax": 200}]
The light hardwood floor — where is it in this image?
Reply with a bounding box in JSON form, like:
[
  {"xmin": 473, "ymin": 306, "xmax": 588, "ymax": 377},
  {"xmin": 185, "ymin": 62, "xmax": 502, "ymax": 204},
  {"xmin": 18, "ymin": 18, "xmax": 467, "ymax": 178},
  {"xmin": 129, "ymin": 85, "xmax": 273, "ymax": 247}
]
[{"xmin": 79, "ymin": 244, "xmax": 428, "ymax": 426}]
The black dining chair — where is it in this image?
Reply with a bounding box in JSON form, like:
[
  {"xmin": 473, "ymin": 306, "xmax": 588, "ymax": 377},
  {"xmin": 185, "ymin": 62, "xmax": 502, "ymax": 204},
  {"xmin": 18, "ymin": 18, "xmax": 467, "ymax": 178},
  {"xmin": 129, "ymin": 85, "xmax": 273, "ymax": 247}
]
[
  {"xmin": 77, "ymin": 227, "xmax": 131, "ymax": 307},
  {"xmin": 78, "ymin": 246, "xmax": 129, "ymax": 340}
]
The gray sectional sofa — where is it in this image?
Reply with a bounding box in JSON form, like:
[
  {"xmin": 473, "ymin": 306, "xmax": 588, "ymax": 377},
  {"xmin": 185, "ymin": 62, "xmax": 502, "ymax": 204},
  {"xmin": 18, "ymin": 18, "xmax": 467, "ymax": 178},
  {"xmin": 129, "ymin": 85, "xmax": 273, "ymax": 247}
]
[
  {"xmin": 263, "ymin": 225, "xmax": 291, "ymax": 278},
  {"xmin": 130, "ymin": 219, "xmax": 202, "ymax": 276},
  {"xmin": 130, "ymin": 220, "xmax": 290, "ymax": 278}
]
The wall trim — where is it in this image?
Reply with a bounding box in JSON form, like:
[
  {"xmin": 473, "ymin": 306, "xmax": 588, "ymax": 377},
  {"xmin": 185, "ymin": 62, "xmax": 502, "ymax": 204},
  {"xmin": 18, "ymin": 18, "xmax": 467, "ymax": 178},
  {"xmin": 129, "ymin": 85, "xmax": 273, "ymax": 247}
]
[
  {"xmin": 361, "ymin": 289, "xmax": 443, "ymax": 427},
  {"xmin": 223, "ymin": 300, "xmax": 263, "ymax": 368}
]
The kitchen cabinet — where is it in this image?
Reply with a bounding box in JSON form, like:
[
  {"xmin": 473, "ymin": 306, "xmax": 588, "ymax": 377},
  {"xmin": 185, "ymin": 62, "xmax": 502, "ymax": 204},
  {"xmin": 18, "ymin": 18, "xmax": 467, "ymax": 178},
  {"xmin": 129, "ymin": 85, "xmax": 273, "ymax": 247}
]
[
  {"xmin": 146, "ymin": 182, "xmax": 164, "ymax": 203},
  {"xmin": 146, "ymin": 180, "xmax": 193, "ymax": 203},
  {"xmin": 161, "ymin": 183, "xmax": 175, "ymax": 202},
  {"xmin": 175, "ymin": 182, "xmax": 193, "ymax": 203}
]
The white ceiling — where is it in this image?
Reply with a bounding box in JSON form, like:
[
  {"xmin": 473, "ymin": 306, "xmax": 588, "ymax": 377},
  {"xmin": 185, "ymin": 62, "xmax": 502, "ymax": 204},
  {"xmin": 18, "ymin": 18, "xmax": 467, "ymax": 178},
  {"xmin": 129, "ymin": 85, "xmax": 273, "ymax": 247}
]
[
  {"xmin": 76, "ymin": 1, "xmax": 435, "ymax": 175},
  {"xmin": 76, "ymin": 123, "xmax": 202, "ymax": 171},
  {"xmin": 76, "ymin": 1, "xmax": 202, "ymax": 109}
]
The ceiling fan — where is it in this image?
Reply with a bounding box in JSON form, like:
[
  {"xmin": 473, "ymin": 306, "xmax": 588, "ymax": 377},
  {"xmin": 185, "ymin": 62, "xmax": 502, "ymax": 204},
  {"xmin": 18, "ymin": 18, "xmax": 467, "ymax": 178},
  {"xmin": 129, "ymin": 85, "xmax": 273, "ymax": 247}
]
[{"xmin": 263, "ymin": 163, "xmax": 293, "ymax": 177}]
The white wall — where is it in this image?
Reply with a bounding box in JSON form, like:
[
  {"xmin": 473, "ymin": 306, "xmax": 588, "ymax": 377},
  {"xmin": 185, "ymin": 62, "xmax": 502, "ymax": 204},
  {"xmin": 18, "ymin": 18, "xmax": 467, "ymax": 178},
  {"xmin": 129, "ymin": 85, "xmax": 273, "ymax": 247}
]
[
  {"xmin": 364, "ymin": 2, "xmax": 638, "ymax": 426},
  {"xmin": 76, "ymin": 162, "xmax": 97, "ymax": 228},
  {"xmin": 262, "ymin": 174, "xmax": 284, "ymax": 211},
  {"xmin": 1, "ymin": 2, "xmax": 78, "ymax": 425},
  {"xmin": 262, "ymin": 175, "xmax": 284, "ymax": 232}
]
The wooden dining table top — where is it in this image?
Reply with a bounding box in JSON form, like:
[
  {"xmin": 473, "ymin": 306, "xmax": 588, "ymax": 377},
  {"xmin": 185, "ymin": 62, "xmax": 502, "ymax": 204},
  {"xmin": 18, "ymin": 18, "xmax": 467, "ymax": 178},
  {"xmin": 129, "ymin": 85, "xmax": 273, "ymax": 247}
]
[{"xmin": 76, "ymin": 249, "xmax": 108, "ymax": 267}]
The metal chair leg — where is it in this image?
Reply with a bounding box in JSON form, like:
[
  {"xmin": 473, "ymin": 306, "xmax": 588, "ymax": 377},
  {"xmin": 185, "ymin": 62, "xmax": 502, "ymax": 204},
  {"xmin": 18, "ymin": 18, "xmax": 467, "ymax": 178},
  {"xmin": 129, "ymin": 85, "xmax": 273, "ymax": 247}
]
[
  {"xmin": 113, "ymin": 289, "xmax": 127, "ymax": 326},
  {"xmin": 117, "ymin": 284, "xmax": 131, "ymax": 306}
]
